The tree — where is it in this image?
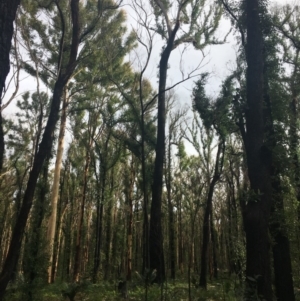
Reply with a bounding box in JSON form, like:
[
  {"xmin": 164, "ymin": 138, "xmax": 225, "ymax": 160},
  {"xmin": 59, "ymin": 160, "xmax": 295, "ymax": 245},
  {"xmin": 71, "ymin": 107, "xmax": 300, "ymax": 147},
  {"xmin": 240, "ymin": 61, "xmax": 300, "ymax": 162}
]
[
  {"xmin": 0, "ymin": 0, "xmax": 81, "ymax": 296},
  {"xmin": 0, "ymin": 0, "xmax": 21, "ymax": 171},
  {"xmin": 148, "ymin": 0, "xmax": 222, "ymax": 283},
  {"xmin": 220, "ymin": 0, "xmax": 295, "ymax": 299}
]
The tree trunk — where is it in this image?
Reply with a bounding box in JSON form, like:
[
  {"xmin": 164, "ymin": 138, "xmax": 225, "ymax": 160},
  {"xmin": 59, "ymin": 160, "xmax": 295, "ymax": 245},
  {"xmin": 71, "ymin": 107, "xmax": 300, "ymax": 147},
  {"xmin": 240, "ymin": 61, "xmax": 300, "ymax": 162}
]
[
  {"xmin": 264, "ymin": 46, "xmax": 295, "ymax": 301},
  {"xmin": 0, "ymin": 0, "xmax": 21, "ymax": 171},
  {"xmin": 141, "ymin": 110, "xmax": 149, "ymax": 274},
  {"xmin": 210, "ymin": 208, "xmax": 218, "ymax": 280},
  {"xmin": 73, "ymin": 145, "xmax": 91, "ymax": 282},
  {"xmin": 166, "ymin": 135, "xmax": 175, "ymax": 280},
  {"xmin": 149, "ymin": 20, "xmax": 179, "ymax": 284},
  {"xmin": 23, "ymin": 161, "xmax": 49, "ymax": 300},
  {"xmin": 0, "ymin": 1, "xmax": 80, "ymax": 296},
  {"xmin": 199, "ymin": 140, "xmax": 224, "ymax": 289},
  {"xmin": 47, "ymin": 88, "xmax": 69, "ymax": 283},
  {"xmin": 104, "ymin": 170, "xmax": 114, "ymax": 280},
  {"xmin": 92, "ymin": 164, "xmax": 106, "ymax": 283},
  {"xmin": 126, "ymin": 156, "xmax": 135, "ymax": 281},
  {"xmin": 243, "ymin": 0, "xmax": 272, "ymax": 299}
]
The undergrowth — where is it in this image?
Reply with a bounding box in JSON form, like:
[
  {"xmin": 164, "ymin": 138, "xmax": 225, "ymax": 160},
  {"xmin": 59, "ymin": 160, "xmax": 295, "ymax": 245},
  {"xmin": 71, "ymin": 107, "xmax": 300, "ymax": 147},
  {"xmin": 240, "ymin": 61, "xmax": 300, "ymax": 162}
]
[{"xmin": 3, "ymin": 275, "xmax": 300, "ymax": 301}]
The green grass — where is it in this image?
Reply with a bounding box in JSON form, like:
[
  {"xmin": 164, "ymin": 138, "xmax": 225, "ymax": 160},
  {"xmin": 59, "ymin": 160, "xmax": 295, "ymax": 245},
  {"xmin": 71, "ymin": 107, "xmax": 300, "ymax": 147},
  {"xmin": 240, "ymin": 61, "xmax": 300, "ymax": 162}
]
[{"xmin": 3, "ymin": 276, "xmax": 244, "ymax": 301}]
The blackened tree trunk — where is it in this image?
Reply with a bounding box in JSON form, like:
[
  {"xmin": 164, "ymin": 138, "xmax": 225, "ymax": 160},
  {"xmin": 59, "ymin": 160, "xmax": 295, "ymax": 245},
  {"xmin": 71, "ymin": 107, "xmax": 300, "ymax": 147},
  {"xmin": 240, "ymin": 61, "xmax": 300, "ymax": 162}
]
[
  {"xmin": 210, "ymin": 207, "xmax": 218, "ymax": 280},
  {"xmin": 243, "ymin": 0, "xmax": 273, "ymax": 299},
  {"xmin": 23, "ymin": 160, "xmax": 49, "ymax": 300},
  {"xmin": 0, "ymin": 0, "xmax": 80, "ymax": 297},
  {"xmin": 263, "ymin": 78, "xmax": 295, "ymax": 300},
  {"xmin": 269, "ymin": 177, "xmax": 295, "ymax": 301},
  {"xmin": 149, "ymin": 20, "xmax": 179, "ymax": 283},
  {"xmin": 199, "ymin": 140, "xmax": 224, "ymax": 289},
  {"xmin": 0, "ymin": 0, "xmax": 21, "ymax": 171}
]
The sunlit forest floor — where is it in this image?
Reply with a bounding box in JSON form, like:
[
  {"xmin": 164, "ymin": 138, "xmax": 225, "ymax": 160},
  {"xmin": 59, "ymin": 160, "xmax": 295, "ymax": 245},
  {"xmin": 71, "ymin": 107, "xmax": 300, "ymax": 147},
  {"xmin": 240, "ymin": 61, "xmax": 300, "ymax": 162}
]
[{"xmin": 4, "ymin": 274, "xmax": 300, "ymax": 301}]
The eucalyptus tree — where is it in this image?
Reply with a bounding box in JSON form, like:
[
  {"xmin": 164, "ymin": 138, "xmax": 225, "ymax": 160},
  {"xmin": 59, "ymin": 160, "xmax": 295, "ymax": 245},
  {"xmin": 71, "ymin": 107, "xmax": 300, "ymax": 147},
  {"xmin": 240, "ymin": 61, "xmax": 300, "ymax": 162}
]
[
  {"xmin": 0, "ymin": 0, "xmax": 81, "ymax": 292},
  {"xmin": 148, "ymin": 0, "xmax": 223, "ymax": 283},
  {"xmin": 0, "ymin": 0, "xmax": 22, "ymax": 171},
  {"xmin": 0, "ymin": 92, "xmax": 50, "ymax": 282},
  {"xmin": 173, "ymin": 139, "xmax": 205, "ymax": 296},
  {"xmin": 47, "ymin": 4, "xmax": 135, "ymax": 283},
  {"xmin": 165, "ymin": 105, "xmax": 188, "ymax": 280},
  {"xmin": 272, "ymin": 3, "xmax": 300, "ymax": 227},
  {"xmin": 0, "ymin": 0, "xmax": 123, "ymax": 296},
  {"xmin": 220, "ymin": 0, "xmax": 295, "ymax": 298}
]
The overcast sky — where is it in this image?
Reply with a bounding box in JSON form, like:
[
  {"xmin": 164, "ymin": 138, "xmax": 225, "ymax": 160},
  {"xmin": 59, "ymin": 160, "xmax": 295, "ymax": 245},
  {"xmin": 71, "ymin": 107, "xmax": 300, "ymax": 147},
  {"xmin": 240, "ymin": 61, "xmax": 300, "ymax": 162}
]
[{"xmin": 1, "ymin": 0, "xmax": 296, "ymax": 121}]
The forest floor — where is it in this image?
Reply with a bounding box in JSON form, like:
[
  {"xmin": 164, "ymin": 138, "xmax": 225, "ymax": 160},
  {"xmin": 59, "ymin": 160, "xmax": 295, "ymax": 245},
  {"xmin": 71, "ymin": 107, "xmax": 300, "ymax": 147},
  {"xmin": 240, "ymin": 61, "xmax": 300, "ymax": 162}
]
[{"xmin": 3, "ymin": 276, "xmax": 300, "ymax": 301}]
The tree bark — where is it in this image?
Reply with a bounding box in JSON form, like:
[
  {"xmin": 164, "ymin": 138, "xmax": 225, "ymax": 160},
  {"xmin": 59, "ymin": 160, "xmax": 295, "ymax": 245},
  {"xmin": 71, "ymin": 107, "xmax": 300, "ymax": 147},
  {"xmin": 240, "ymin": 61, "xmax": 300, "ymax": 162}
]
[
  {"xmin": 47, "ymin": 88, "xmax": 69, "ymax": 283},
  {"xmin": 199, "ymin": 140, "xmax": 224, "ymax": 289},
  {"xmin": 92, "ymin": 162, "xmax": 106, "ymax": 283},
  {"xmin": 166, "ymin": 132, "xmax": 175, "ymax": 280},
  {"xmin": 104, "ymin": 170, "xmax": 114, "ymax": 280},
  {"xmin": 149, "ymin": 20, "xmax": 179, "ymax": 284},
  {"xmin": 243, "ymin": 0, "xmax": 273, "ymax": 299},
  {"xmin": 125, "ymin": 156, "xmax": 135, "ymax": 281},
  {"xmin": 23, "ymin": 161, "xmax": 49, "ymax": 300},
  {"xmin": 0, "ymin": 0, "xmax": 80, "ymax": 297},
  {"xmin": 0, "ymin": 0, "xmax": 21, "ymax": 171},
  {"xmin": 268, "ymin": 163, "xmax": 295, "ymax": 300},
  {"xmin": 73, "ymin": 144, "xmax": 92, "ymax": 282}
]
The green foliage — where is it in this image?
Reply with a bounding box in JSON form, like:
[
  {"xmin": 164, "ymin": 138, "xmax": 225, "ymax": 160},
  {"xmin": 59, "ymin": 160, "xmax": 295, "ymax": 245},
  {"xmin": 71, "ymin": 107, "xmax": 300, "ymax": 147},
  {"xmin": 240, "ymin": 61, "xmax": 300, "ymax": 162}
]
[
  {"xmin": 3, "ymin": 277, "xmax": 248, "ymax": 301},
  {"xmin": 192, "ymin": 72, "xmax": 237, "ymax": 139}
]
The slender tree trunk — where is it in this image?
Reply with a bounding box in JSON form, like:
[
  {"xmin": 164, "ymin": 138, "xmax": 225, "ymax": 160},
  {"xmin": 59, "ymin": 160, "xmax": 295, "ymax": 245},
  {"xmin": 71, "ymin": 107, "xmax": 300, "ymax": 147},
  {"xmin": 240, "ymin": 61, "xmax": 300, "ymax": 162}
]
[
  {"xmin": 178, "ymin": 195, "xmax": 183, "ymax": 274},
  {"xmin": 23, "ymin": 161, "xmax": 49, "ymax": 301},
  {"xmin": 73, "ymin": 146, "xmax": 91, "ymax": 282},
  {"xmin": 210, "ymin": 207, "xmax": 218, "ymax": 280},
  {"xmin": 47, "ymin": 88, "xmax": 69, "ymax": 283},
  {"xmin": 166, "ymin": 135, "xmax": 175, "ymax": 280},
  {"xmin": 0, "ymin": 0, "xmax": 21, "ymax": 171},
  {"xmin": 149, "ymin": 20, "xmax": 179, "ymax": 284},
  {"xmin": 126, "ymin": 156, "xmax": 135, "ymax": 281},
  {"xmin": 92, "ymin": 165, "xmax": 106, "ymax": 283},
  {"xmin": 199, "ymin": 141, "xmax": 224, "ymax": 289},
  {"xmin": 141, "ymin": 113, "xmax": 149, "ymax": 274},
  {"xmin": 104, "ymin": 170, "xmax": 114, "ymax": 280},
  {"xmin": 0, "ymin": 1, "xmax": 80, "ymax": 296}
]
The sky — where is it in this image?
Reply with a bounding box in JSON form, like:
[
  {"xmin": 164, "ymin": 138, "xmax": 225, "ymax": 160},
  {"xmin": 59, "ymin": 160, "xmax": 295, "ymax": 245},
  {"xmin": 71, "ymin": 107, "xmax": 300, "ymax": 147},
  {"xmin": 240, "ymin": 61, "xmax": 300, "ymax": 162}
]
[{"xmin": 1, "ymin": 0, "xmax": 296, "ymax": 127}]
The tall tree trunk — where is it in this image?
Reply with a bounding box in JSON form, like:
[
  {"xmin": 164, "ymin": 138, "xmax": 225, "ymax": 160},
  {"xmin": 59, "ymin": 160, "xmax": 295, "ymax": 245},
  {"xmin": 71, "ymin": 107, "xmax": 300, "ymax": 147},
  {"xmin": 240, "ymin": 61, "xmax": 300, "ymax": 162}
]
[
  {"xmin": 0, "ymin": 1, "xmax": 80, "ymax": 296},
  {"xmin": 269, "ymin": 179, "xmax": 294, "ymax": 301},
  {"xmin": 264, "ymin": 51, "xmax": 294, "ymax": 301},
  {"xmin": 178, "ymin": 194, "xmax": 183, "ymax": 274},
  {"xmin": 166, "ymin": 135, "xmax": 175, "ymax": 280},
  {"xmin": 125, "ymin": 156, "xmax": 135, "ymax": 281},
  {"xmin": 149, "ymin": 20, "xmax": 179, "ymax": 284},
  {"xmin": 104, "ymin": 170, "xmax": 114, "ymax": 280},
  {"xmin": 199, "ymin": 140, "xmax": 224, "ymax": 289},
  {"xmin": 141, "ymin": 109, "xmax": 149, "ymax": 274},
  {"xmin": 0, "ymin": 0, "xmax": 21, "ymax": 171},
  {"xmin": 23, "ymin": 161, "xmax": 49, "ymax": 301},
  {"xmin": 243, "ymin": 0, "xmax": 272, "ymax": 299},
  {"xmin": 47, "ymin": 88, "xmax": 69, "ymax": 283},
  {"xmin": 210, "ymin": 207, "xmax": 218, "ymax": 280},
  {"xmin": 73, "ymin": 145, "xmax": 91, "ymax": 282},
  {"xmin": 92, "ymin": 164, "xmax": 106, "ymax": 283}
]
